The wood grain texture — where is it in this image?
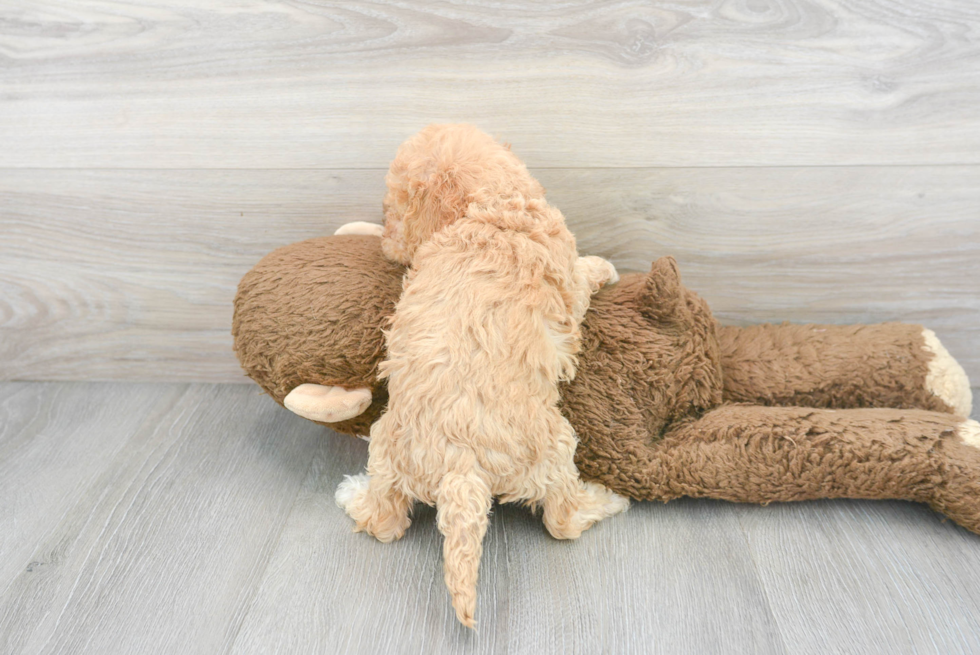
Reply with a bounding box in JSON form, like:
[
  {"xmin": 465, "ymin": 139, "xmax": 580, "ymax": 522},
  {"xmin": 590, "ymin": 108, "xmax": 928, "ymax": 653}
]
[
  {"xmin": 0, "ymin": 382, "xmax": 176, "ymax": 594},
  {"xmin": 2, "ymin": 166, "xmax": 977, "ymax": 382},
  {"xmin": 2, "ymin": 0, "xmax": 978, "ymax": 650},
  {"xmin": 230, "ymin": 433, "xmax": 786, "ymax": 654},
  {"xmin": 2, "ymin": 0, "xmax": 980, "ymax": 168},
  {"xmin": 0, "ymin": 382, "xmax": 323, "ymax": 655},
  {"xmin": 0, "ymin": 382, "xmax": 977, "ymax": 654},
  {"xmin": 734, "ymin": 500, "xmax": 980, "ymax": 654}
]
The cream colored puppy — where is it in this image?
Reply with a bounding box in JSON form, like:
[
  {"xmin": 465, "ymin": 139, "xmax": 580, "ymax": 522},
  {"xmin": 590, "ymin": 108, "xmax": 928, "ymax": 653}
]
[{"xmin": 336, "ymin": 124, "xmax": 628, "ymax": 628}]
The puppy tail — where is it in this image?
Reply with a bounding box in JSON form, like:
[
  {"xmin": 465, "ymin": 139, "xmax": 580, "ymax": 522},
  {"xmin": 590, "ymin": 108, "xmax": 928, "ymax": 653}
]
[{"xmin": 436, "ymin": 465, "xmax": 492, "ymax": 630}]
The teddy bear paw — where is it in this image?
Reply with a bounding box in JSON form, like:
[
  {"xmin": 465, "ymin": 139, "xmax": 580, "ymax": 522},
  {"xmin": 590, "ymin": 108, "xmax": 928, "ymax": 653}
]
[
  {"xmin": 284, "ymin": 384, "xmax": 373, "ymax": 423},
  {"xmin": 922, "ymin": 329, "xmax": 972, "ymax": 417},
  {"xmin": 334, "ymin": 221, "xmax": 384, "ymax": 237},
  {"xmin": 957, "ymin": 419, "xmax": 980, "ymax": 450}
]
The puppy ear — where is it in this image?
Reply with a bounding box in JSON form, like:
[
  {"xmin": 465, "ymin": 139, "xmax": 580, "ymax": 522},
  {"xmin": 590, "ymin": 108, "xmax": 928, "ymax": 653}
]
[
  {"xmin": 403, "ymin": 177, "xmax": 428, "ymax": 222},
  {"xmin": 405, "ymin": 168, "xmax": 469, "ymax": 245},
  {"xmin": 435, "ymin": 169, "xmax": 472, "ymax": 225}
]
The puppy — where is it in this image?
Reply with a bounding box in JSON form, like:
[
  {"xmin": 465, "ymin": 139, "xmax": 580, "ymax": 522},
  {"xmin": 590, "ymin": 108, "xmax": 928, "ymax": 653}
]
[{"xmin": 336, "ymin": 124, "xmax": 628, "ymax": 628}]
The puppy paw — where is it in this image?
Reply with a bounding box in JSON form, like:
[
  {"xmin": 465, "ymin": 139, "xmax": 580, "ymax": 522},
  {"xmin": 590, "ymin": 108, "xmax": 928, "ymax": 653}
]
[
  {"xmin": 577, "ymin": 255, "xmax": 619, "ymax": 289},
  {"xmin": 545, "ymin": 482, "xmax": 629, "ymax": 540},
  {"xmin": 335, "ymin": 474, "xmax": 371, "ymax": 511},
  {"xmin": 584, "ymin": 482, "xmax": 631, "ymax": 518},
  {"xmin": 334, "ymin": 221, "xmax": 384, "ymax": 237},
  {"xmin": 335, "ymin": 474, "xmax": 412, "ymax": 542},
  {"xmin": 604, "ymin": 260, "xmax": 620, "ymax": 286}
]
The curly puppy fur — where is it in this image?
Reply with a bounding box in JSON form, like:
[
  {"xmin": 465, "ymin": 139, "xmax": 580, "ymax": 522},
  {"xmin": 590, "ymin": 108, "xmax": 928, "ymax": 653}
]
[{"xmin": 336, "ymin": 125, "xmax": 628, "ymax": 628}]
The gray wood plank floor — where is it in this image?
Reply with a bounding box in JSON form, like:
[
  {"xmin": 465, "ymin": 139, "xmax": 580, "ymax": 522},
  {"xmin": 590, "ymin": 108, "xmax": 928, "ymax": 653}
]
[{"xmin": 2, "ymin": 381, "xmax": 979, "ymax": 654}]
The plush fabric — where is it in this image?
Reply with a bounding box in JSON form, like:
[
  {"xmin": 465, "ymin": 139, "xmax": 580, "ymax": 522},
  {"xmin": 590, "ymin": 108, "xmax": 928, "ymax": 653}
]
[
  {"xmin": 233, "ymin": 235, "xmax": 978, "ymax": 534},
  {"xmin": 717, "ymin": 322, "xmax": 947, "ymax": 411},
  {"xmin": 233, "ymin": 235, "xmax": 400, "ymax": 435}
]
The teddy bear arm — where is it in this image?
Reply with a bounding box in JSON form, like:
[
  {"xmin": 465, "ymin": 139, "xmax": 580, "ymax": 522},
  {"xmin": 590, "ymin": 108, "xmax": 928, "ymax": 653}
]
[
  {"xmin": 716, "ymin": 323, "xmax": 972, "ymax": 416},
  {"xmin": 284, "ymin": 384, "xmax": 373, "ymax": 423},
  {"xmin": 334, "ymin": 221, "xmax": 384, "ymax": 237},
  {"xmin": 587, "ymin": 405, "xmax": 980, "ymax": 535}
]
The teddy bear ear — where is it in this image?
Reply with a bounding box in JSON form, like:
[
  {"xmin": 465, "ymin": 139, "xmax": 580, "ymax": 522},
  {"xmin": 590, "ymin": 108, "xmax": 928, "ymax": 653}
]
[{"xmin": 639, "ymin": 256, "xmax": 687, "ymax": 322}]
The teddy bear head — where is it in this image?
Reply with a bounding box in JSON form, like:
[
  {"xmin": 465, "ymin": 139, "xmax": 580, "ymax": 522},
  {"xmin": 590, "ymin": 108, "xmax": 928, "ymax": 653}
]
[{"xmin": 232, "ymin": 235, "xmax": 723, "ymax": 441}]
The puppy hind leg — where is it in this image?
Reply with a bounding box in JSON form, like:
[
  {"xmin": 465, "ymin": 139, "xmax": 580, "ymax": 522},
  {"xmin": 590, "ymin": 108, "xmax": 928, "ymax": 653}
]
[
  {"xmin": 335, "ymin": 470, "xmax": 413, "ymax": 543},
  {"xmin": 542, "ymin": 462, "xmax": 630, "ymax": 541},
  {"xmin": 436, "ymin": 466, "xmax": 493, "ymax": 629}
]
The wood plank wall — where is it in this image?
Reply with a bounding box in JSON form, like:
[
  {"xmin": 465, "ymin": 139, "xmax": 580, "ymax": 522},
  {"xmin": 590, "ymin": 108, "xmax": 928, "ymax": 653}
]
[{"xmin": 1, "ymin": 1, "xmax": 978, "ymax": 382}]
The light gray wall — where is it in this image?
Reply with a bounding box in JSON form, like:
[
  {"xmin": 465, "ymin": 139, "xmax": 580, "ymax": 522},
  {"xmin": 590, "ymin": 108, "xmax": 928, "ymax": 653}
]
[{"xmin": 2, "ymin": 0, "xmax": 978, "ymax": 382}]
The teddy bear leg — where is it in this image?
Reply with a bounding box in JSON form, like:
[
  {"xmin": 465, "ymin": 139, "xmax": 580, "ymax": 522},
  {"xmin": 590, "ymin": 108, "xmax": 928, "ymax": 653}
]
[
  {"xmin": 716, "ymin": 322, "xmax": 972, "ymax": 415},
  {"xmin": 284, "ymin": 384, "xmax": 373, "ymax": 423},
  {"xmin": 631, "ymin": 406, "xmax": 980, "ymax": 535},
  {"xmin": 335, "ymin": 470, "xmax": 413, "ymax": 543},
  {"xmin": 928, "ymin": 419, "xmax": 980, "ymax": 534}
]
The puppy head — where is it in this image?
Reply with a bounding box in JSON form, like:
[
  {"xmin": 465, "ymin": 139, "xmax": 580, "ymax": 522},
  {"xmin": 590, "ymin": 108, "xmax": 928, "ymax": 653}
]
[{"xmin": 382, "ymin": 124, "xmax": 545, "ymax": 264}]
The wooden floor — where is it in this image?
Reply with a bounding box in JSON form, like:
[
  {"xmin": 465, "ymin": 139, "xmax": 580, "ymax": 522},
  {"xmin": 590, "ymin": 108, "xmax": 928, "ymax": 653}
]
[{"xmin": 1, "ymin": 381, "xmax": 979, "ymax": 654}]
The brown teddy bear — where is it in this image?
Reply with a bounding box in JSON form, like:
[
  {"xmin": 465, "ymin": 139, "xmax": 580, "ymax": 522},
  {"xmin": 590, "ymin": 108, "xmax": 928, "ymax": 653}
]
[{"xmin": 232, "ymin": 234, "xmax": 980, "ymax": 534}]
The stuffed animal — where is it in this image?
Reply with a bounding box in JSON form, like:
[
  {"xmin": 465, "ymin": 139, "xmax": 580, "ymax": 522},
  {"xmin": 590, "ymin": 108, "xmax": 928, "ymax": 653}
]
[
  {"xmin": 338, "ymin": 124, "xmax": 631, "ymax": 628},
  {"xmin": 232, "ymin": 233, "xmax": 980, "ymax": 535}
]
